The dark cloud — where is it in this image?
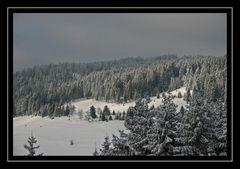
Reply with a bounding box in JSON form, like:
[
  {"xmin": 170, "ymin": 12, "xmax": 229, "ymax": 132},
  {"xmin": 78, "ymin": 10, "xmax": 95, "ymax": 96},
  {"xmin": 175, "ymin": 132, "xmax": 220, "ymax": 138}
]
[{"xmin": 13, "ymin": 13, "xmax": 226, "ymax": 72}]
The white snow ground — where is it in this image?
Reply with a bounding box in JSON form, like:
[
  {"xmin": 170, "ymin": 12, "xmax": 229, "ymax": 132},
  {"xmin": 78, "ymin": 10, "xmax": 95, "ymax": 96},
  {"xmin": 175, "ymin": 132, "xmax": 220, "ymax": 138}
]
[
  {"xmin": 71, "ymin": 86, "xmax": 188, "ymax": 113},
  {"xmin": 13, "ymin": 87, "xmax": 188, "ymax": 156},
  {"xmin": 13, "ymin": 116, "xmax": 125, "ymax": 156}
]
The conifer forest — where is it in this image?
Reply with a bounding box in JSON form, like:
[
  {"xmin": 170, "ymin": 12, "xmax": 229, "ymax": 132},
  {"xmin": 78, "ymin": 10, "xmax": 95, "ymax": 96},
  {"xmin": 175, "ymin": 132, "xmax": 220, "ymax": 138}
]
[{"xmin": 13, "ymin": 55, "xmax": 227, "ymax": 156}]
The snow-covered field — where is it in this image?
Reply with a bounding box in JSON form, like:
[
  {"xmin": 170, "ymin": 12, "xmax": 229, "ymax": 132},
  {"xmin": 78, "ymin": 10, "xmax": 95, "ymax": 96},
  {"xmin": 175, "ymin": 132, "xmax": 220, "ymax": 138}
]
[
  {"xmin": 72, "ymin": 98, "xmax": 135, "ymax": 114},
  {"xmin": 13, "ymin": 87, "xmax": 188, "ymax": 156},
  {"xmin": 71, "ymin": 86, "xmax": 188, "ymax": 113},
  {"xmin": 13, "ymin": 116, "xmax": 125, "ymax": 156}
]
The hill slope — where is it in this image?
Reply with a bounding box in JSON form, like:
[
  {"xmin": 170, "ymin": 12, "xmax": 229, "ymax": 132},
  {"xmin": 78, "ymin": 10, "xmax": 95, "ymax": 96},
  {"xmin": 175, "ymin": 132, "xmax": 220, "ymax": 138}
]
[{"xmin": 13, "ymin": 87, "xmax": 188, "ymax": 156}]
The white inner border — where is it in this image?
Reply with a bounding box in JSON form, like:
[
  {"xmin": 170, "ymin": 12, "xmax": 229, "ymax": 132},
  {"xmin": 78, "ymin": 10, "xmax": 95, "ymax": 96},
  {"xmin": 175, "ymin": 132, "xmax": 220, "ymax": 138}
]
[{"xmin": 7, "ymin": 7, "xmax": 233, "ymax": 162}]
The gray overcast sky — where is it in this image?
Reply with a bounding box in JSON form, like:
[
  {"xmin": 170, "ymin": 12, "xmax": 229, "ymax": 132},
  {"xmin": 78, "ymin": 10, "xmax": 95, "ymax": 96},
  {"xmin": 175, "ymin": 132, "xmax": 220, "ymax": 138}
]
[{"xmin": 13, "ymin": 13, "xmax": 226, "ymax": 72}]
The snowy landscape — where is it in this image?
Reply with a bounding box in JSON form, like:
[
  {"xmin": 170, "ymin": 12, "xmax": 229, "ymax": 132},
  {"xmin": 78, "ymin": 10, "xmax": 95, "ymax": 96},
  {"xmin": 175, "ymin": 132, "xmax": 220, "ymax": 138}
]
[
  {"xmin": 13, "ymin": 55, "xmax": 228, "ymax": 156},
  {"xmin": 13, "ymin": 13, "xmax": 227, "ymax": 157},
  {"xmin": 13, "ymin": 87, "xmax": 188, "ymax": 156},
  {"xmin": 14, "ymin": 116, "xmax": 125, "ymax": 156}
]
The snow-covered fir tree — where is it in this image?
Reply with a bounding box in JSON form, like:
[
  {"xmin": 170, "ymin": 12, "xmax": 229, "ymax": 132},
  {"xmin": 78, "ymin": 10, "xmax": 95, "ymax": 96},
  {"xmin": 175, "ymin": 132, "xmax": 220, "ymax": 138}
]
[
  {"xmin": 99, "ymin": 136, "xmax": 112, "ymax": 156},
  {"xmin": 90, "ymin": 105, "xmax": 97, "ymax": 119},
  {"xmin": 96, "ymin": 91, "xmax": 227, "ymax": 156},
  {"xmin": 143, "ymin": 95, "xmax": 177, "ymax": 156},
  {"xmin": 24, "ymin": 134, "xmax": 43, "ymax": 156}
]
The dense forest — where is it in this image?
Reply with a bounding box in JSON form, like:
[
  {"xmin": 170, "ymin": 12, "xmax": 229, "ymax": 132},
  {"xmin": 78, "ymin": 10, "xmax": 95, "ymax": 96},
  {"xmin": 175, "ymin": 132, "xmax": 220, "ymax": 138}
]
[
  {"xmin": 95, "ymin": 94, "xmax": 227, "ymax": 156},
  {"xmin": 13, "ymin": 55, "xmax": 227, "ymax": 117}
]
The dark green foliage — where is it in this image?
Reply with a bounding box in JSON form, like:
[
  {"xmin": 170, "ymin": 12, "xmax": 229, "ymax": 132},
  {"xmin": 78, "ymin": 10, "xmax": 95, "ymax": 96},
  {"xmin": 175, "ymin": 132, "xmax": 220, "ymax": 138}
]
[
  {"xmin": 103, "ymin": 105, "xmax": 111, "ymax": 116},
  {"xmin": 101, "ymin": 112, "xmax": 106, "ymax": 121},
  {"xmin": 24, "ymin": 134, "xmax": 43, "ymax": 156},
  {"xmin": 112, "ymin": 110, "xmax": 116, "ymax": 115},
  {"xmin": 109, "ymin": 115, "xmax": 113, "ymax": 120},
  {"xmin": 90, "ymin": 105, "xmax": 97, "ymax": 119},
  {"xmin": 65, "ymin": 105, "xmax": 70, "ymax": 117},
  {"xmin": 179, "ymin": 106, "xmax": 185, "ymax": 117}
]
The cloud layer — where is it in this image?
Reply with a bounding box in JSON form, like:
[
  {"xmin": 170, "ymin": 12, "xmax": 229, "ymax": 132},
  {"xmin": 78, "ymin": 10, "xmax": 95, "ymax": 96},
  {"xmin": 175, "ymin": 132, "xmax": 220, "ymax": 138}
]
[{"xmin": 13, "ymin": 13, "xmax": 226, "ymax": 72}]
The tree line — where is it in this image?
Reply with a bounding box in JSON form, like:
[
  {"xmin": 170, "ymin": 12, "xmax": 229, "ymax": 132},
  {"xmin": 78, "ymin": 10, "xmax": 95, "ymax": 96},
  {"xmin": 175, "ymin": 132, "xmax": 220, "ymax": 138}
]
[{"xmin": 80, "ymin": 105, "xmax": 126, "ymax": 122}]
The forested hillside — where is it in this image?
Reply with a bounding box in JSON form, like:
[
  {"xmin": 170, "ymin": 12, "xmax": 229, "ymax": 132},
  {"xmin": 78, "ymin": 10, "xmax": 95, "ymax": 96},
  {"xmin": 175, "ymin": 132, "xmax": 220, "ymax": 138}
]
[
  {"xmin": 13, "ymin": 55, "xmax": 227, "ymax": 117},
  {"xmin": 95, "ymin": 94, "xmax": 227, "ymax": 156}
]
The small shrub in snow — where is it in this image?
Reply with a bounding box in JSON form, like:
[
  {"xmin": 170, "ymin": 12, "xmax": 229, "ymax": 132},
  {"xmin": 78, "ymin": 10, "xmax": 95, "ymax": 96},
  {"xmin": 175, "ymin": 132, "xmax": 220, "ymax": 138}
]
[
  {"xmin": 24, "ymin": 134, "xmax": 43, "ymax": 156},
  {"xmin": 78, "ymin": 109, "xmax": 84, "ymax": 120},
  {"xmin": 85, "ymin": 110, "xmax": 93, "ymax": 122}
]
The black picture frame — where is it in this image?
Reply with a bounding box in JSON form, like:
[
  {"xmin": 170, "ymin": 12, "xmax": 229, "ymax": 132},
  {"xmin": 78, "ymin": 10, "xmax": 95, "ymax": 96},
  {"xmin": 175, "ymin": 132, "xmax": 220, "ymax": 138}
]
[{"xmin": 1, "ymin": 0, "xmax": 239, "ymax": 168}]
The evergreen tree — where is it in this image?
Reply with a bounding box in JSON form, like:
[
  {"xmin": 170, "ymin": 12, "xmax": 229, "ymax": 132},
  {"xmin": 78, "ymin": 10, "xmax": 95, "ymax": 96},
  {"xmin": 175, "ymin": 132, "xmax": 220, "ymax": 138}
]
[
  {"xmin": 178, "ymin": 91, "xmax": 182, "ymax": 98},
  {"xmin": 99, "ymin": 136, "xmax": 111, "ymax": 156},
  {"xmin": 97, "ymin": 94, "xmax": 227, "ymax": 156},
  {"xmin": 184, "ymin": 89, "xmax": 191, "ymax": 103},
  {"xmin": 204, "ymin": 75, "xmax": 219, "ymax": 101},
  {"xmin": 24, "ymin": 134, "xmax": 43, "ymax": 156},
  {"xmin": 144, "ymin": 95, "xmax": 177, "ymax": 156},
  {"xmin": 179, "ymin": 106, "xmax": 185, "ymax": 117},
  {"xmin": 114, "ymin": 112, "xmax": 119, "ymax": 120},
  {"xmin": 13, "ymin": 55, "xmax": 226, "ymax": 118},
  {"xmin": 176, "ymin": 93, "xmax": 227, "ymax": 156},
  {"xmin": 65, "ymin": 104, "xmax": 70, "ymax": 117},
  {"xmin": 109, "ymin": 130, "xmax": 134, "ymax": 156},
  {"xmin": 93, "ymin": 146, "xmax": 99, "ymax": 156},
  {"xmin": 101, "ymin": 112, "xmax": 106, "ymax": 121},
  {"xmin": 122, "ymin": 111, "xmax": 126, "ymax": 120},
  {"xmin": 124, "ymin": 98, "xmax": 155, "ymax": 155},
  {"xmin": 90, "ymin": 105, "xmax": 97, "ymax": 119},
  {"xmin": 103, "ymin": 105, "xmax": 111, "ymax": 116}
]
